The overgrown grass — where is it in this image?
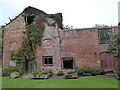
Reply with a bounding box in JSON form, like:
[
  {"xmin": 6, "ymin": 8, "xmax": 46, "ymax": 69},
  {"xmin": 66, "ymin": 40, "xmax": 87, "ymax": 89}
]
[{"xmin": 2, "ymin": 77, "xmax": 118, "ymax": 88}]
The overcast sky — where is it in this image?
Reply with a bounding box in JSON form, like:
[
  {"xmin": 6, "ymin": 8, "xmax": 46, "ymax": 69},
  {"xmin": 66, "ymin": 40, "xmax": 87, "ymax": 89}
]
[{"xmin": 0, "ymin": 0, "xmax": 119, "ymax": 28}]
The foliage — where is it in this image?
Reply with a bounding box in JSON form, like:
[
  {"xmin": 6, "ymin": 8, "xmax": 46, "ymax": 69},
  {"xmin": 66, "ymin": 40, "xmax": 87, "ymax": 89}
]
[
  {"xmin": 47, "ymin": 70, "xmax": 54, "ymax": 76},
  {"xmin": 115, "ymin": 71, "xmax": 120, "ymax": 80},
  {"xmin": 108, "ymin": 33, "xmax": 120, "ymax": 79},
  {"xmin": 99, "ymin": 30, "xmax": 111, "ymax": 44},
  {"xmin": 57, "ymin": 70, "xmax": 64, "ymax": 76},
  {"xmin": 108, "ymin": 33, "xmax": 120, "ymax": 59},
  {"xmin": 2, "ymin": 67, "xmax": 17, "ymax": 77},
  {"xmin": 75, "ymin": 68, "xmax": 83, "ymax": 76},
  {"xmin": 32, "ymin": 70, "xmax": 53, "ymax": 76},
  {"xmin": 32, "ymin": 71, "xmax": 39, "ymax": 75},
  {"xmin": 41, "ymin": 71, "xmax": 48, "ymax": 75},
  {"xmin": 11, "ymin": 24, "xmax": 44, "ymax": 74},
  {"xmin": 64, "ymin": 25, "xmax": 73, "ymax": 30},
  {"xmin": 51, "ymin": 13, "xmax": 63, "ymax": 29},
  {"xmin": 75, "ymin": 67, "xmax": 105, "ymax": 76}
]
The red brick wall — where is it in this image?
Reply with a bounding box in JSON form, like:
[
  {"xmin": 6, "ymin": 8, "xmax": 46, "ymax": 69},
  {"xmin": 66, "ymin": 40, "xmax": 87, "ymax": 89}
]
[
  {"xmin": 3, "ymin": 15, "xmax": 26, "ymax": 67},
  {"xmin": 35, "ymin": 26, "xmax": 61, "ymax": 73},
  {"xmin": 60, "ymin": 27, "xmax": 119, "ymax": 69},
  {"xmin": 3, "ymin": 6, "xmax": 119, "ymax": 73}
]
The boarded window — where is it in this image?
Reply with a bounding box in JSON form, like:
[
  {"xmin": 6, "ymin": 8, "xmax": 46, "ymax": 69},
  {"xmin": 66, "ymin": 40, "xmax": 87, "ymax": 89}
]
[
  {"xmin": 43, "ymin": 56, "xmax": 53, "ymax": 65},
  {"xmin": 10, "ymin": 60, "xmax": 16, "ymax": 67},
  {"xmin": 98, "ymin": 28, "xmax": 112, "ymax": 44},
  {"xmin": 63, "ymin": 57, "xmax": 74, "ymax": 69},
  {"xmin": 10, "ymin": 41, "xmax": 17, "ymax": 50}
]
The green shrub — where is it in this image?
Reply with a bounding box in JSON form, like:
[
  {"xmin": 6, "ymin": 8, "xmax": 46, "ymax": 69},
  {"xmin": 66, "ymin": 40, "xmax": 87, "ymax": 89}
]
[
  {"xmin": 47, "ymin": 70, "xmax": 54, "ymax": 76},
  {"xmin": 75, "ymin": 67, "xmax": 105, "ymax": 76},
  {"xmin": 41, "ymin": 71, "xmax": 48, "ymax": 75},
  {"xmin": 75, "ymin": 68, "xmax": 83, "ymax": 76},
  {"xmin": 2, "ymin": 67, "xmax": 17, "ymax": 77},
  {"xmin": 32, "ymin": 71, "xmax": 39, "ymax": 75},
  {"xmin": 32, "ymin": 70, "xmax": 53, "ymax": 76},
  {"xmin": 83, "ymin": 73, "xmax": 91, "ymax": 76},
  {"xmin": 57, "ymin": 70, "xmax": 64, "ymax": 76},
  {"xmin": 95, "ymin": 69, "xmax": 105, "ymax": 75}
]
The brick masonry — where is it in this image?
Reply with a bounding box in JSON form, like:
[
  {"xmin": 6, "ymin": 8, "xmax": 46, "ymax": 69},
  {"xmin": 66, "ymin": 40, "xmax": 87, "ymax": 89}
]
[{"xmin": 2, "ymin": 6, "xmax": 120, "ymax": 73}]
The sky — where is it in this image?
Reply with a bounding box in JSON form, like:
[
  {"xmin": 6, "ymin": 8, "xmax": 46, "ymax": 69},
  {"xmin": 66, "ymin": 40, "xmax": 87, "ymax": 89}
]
[{"xmin": 0, "ymin": 0, "xmax": 119, "ymax": 28}]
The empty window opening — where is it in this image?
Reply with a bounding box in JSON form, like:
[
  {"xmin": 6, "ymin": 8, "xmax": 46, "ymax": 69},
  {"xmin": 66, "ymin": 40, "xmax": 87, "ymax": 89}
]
[
  {"xmin": 63, "ymin": 57, "xmax": 74, "ymax": 69},
  {"xmin": 24, "ymin": 16, "xmax": 35, "ymax": 25},
  {"xmin": 98, "ymin": 28, "xmax": 112, "ymax": 44},
  {"xmin": 43, "ymin": 56, "xmax": 53, "ymax": 65}
]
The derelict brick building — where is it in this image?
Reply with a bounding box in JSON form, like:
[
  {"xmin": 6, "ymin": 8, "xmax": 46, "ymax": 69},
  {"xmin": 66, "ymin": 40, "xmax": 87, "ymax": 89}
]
[{"xmin": 3, "ymin": 6, "xmax": 119, "ymax": 73}]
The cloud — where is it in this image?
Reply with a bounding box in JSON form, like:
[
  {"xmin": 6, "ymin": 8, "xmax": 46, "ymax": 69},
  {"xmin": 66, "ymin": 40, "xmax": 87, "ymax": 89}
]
[{"xmin": 0, "ymin": 0, "xmax": 119, "ymax": 27}]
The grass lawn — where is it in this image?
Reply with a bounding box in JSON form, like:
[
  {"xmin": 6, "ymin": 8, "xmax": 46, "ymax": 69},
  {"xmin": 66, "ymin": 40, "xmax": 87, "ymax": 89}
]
[{"xmin": 2, "ymin": 77, "xmax": 118, "ymax": 88}]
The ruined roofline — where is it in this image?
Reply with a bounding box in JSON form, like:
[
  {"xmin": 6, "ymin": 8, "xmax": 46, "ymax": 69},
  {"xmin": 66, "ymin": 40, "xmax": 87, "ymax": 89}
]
[
  {"xmin": 5, "ymin": 6, "xmax": 48, "ymax": 26},
  {"xmin": 4, "ymin": 6, "xmax": 63, "ymax": 28},
  {"xmin": 63, "ymin": 26, "xmax": 120, "ymax": 31}
]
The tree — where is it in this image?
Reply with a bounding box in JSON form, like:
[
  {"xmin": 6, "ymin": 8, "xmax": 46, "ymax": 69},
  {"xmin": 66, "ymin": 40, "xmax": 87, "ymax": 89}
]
[
  {"xmin": 108, "ymin": 33, "xmax": 120, "ymax": 59},
  {"xmin": 108, "ymin": 33, "xmax": 120, "ymax": 79}
]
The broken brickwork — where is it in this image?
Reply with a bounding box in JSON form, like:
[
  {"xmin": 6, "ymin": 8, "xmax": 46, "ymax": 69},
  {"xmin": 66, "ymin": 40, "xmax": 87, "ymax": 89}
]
[{"xmin": 3, "ymin": 6, "xmax": 119, "ymax": 73}]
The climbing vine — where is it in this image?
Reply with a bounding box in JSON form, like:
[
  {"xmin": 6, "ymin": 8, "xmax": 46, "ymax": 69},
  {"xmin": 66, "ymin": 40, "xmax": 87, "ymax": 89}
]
[{"xmin": 11, "ymin": 23, "xmax": 44, "ymax": 74}]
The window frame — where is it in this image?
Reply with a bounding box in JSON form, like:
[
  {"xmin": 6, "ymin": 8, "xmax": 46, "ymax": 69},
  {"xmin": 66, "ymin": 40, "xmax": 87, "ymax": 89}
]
[
  {"xmin": 62, "ymin": 57, "xmax": 74, "ymax": 69},
  {"xmin": 98, "ymin": 28, "xmax": 112, "ymax": 45},
  {"xmin": 43, "ymin": 56, "xmax": 53, "ymax": 66}
]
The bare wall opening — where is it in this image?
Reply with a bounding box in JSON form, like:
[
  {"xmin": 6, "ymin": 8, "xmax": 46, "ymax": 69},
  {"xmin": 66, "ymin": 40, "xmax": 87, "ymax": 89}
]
[
  {"xmin": 24, "ymin": 16, "xmax": 35, "ymax": 25},
  {"xmin": 63, "ymin": 57, "xmax": 74, "ymax": 69}
]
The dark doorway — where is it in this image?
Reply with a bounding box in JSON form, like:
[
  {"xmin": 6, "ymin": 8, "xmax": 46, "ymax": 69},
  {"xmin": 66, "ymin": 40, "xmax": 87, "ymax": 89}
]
[
  {"xmin": 63, "ymin": 57, "xmax": 74, "ymax": 69},
  {"xmin": 26, "ymin": 60, "xmax": 35, "ymax": 73},
  {"xmin": 100, "ymin": 52, "xmax": 115, "ymax": 71}
]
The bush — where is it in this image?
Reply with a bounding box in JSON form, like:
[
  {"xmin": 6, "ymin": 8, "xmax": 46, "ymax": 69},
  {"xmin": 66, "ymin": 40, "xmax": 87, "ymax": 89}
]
[
  {"xmin": 32, "ymin": 71, "xmax": 39, "ymax": 75},
  {"xmin": 95, "ymin": 69, "xmax": 105, "ymax": 75},
  {"xmin": 75, "ymin": 67, "xmax": 105, "ymax": 76},
  {"xmin": 2, "ymin": 67, "xmax": 17, "ymax": 77},
  {"xmin": 75, "ymin": 68, "xmax": 83, "ymax": 76},
  {"xmin": 47, "ymin": 70, "xmax": 54, "ymax": 76},
  {"xmin": 57, "ymin": 70, "xmax": 64, "ymax": 76},
  {"xmin": 41, "ymin": 71, "xmax": 48, "ymax": 75},
  {"xmin": 32, "ymin": 70, "xmax": 53, "ymax": 76}
]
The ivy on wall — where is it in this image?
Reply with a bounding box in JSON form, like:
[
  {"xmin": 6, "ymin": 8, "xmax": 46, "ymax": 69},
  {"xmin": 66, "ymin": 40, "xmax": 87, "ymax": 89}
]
[{"xmin": 11, "ymin": 23, "xmax": 44, "ymax": 74}]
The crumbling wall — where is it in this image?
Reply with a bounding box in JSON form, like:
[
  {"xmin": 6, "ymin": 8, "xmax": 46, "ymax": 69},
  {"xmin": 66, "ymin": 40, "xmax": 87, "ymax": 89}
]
[
  {"xmin": 3, "ymin": 6, "xmax": 120, "ymax": 73},
  {"xmin": 3, "ymin": 6, "xmax": 63, "ymax": 73},
  {"xmin": 35, "ymin": 18, "xmax": 61, "ymax": 73}
]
